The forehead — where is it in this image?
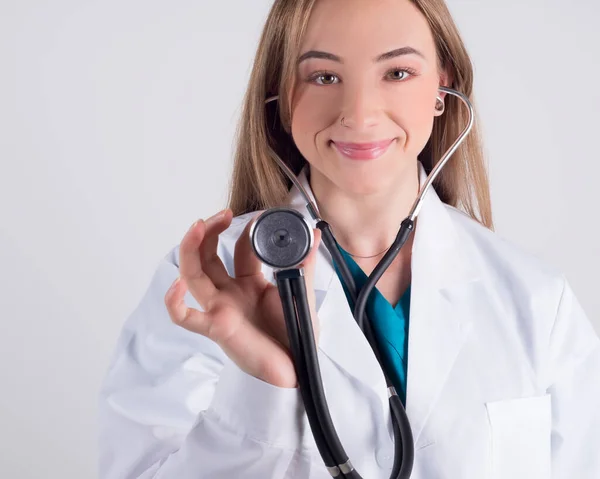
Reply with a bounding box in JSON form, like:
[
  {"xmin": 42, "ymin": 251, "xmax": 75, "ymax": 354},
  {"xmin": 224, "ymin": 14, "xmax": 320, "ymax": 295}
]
[{"xmin": 300, "ymin": 0, "xmax": 436, "ymax": 60}]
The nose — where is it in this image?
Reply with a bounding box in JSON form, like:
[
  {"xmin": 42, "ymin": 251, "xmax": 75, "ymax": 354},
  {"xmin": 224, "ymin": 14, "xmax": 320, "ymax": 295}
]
[{"xmin": 338, "ymin": 81, "xmax": 382, "ymax": 130}]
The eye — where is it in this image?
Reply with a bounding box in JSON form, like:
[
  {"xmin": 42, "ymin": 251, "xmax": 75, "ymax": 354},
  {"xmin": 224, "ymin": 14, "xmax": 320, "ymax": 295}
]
[
  {"xmin": 309, "ymin": 72, "xmax": 339, "ymax": 85},
  {"xmin": 386, "ymin": 67, "xmax": 417, "ymax": 81}
]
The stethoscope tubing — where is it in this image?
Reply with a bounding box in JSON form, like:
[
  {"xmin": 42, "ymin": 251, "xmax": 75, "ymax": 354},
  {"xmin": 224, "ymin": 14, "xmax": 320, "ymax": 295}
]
[
  {"xmin": 276, "ymin": 274, "xmax": 337, "ymax": 469},
  {"xmin": 276, "ymin": 270, "xmax": 354, "ymax": 477},
  {"xmin": 275, "ymin": 267, "xmax": 409, "ymax": 478}
]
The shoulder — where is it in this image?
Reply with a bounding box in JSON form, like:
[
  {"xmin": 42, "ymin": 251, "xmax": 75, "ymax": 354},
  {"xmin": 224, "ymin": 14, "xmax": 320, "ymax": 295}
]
[
  {"xmin": 443, "ymin": 203, "xmax": 567, "ymax": 309},
  {"xmin": 445, "ymin": 203, "xmax": 563, "ymax": 278}
]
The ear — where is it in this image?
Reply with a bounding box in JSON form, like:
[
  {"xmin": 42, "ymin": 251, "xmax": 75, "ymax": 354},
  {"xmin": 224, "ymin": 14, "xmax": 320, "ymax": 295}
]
[
  {"xmin": 433, "ymin": 68, "xmax": 453, "ymax": 117},
  {"xmin": 437, "ymin": 67, "xmax": 454, "ymax": 101}
]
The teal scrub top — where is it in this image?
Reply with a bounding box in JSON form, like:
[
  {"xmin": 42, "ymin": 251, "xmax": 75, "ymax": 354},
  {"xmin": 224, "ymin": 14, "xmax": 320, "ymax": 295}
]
[{"xmin": 332, "ymin": 246, "xmax": 411, "ymax": 406}]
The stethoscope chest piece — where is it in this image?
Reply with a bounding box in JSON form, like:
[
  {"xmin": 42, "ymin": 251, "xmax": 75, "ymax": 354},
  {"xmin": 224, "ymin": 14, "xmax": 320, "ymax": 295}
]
[{"xmin": 250, "ymin": 207, "xmax": 314, "ymax": 270}]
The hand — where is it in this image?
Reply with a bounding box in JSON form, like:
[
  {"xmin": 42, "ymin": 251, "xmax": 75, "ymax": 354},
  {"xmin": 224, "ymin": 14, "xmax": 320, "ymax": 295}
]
[{"xmin": 165, "ymin": 208, "xmax": 322, "ymax": 388}]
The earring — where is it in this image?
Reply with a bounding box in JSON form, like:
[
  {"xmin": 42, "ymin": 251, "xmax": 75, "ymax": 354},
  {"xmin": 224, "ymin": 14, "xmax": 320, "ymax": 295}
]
[{"xmin": 435, "ymin": 96, "xmax": 445, "ymax": 114}]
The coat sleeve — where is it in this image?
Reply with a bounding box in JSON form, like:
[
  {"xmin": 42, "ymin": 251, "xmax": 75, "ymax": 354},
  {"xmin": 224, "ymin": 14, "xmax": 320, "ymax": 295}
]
[
  {"xmin": 97, "ymin": 247, "xmax": 315, "ymax": 479},
  {"xmin": 547, "ymin": 276, "xmax": 600, "ymax": 478}
]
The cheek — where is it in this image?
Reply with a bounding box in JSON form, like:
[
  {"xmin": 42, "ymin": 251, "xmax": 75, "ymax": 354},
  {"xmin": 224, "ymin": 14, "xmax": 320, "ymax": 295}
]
[
  {"xmin": 291, "ymin": 94, "xmax": 336, "ymax": 159},
  {"xmin": 387, "ymin": 88, "xmax": 436, "ymax": 149}
]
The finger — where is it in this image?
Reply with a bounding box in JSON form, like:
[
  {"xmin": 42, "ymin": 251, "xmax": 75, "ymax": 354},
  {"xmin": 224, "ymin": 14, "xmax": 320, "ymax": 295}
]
[
  {"xmin": 179, "ymin": 219, "xmax": 218, "ymax": 309},
  {"xmin": 234, "ymin": 214, "xmax": 264, "ymax": 279},
  {"xmin": 166, "ymin": 277, "xmax": 295, "ymax": 386},
  {"xmin": 165, "ymin": 276, "xmax": 212, "ymax": 336},
  {"xmin": 200, "ymin": 208, "xmax": 234, "ymax": 288}
]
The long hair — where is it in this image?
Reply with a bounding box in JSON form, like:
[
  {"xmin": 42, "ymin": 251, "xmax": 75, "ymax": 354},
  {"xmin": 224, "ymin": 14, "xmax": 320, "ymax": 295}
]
[{"xmin": 226, "ymin": 0, "xmax": 494, "ymax": 230}]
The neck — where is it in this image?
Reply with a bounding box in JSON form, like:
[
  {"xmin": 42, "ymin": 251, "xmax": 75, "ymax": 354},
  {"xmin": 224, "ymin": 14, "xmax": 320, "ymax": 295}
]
[{"xmin": 308, "ymin": 162, "xmax": 420, "ymax": 261}]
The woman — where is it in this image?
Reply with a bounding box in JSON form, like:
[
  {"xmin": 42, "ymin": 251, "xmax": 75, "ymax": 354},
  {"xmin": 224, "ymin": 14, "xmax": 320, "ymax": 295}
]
[{"xmin": 98, "ymin": 0, "xmax": 600, "ymax": 478}]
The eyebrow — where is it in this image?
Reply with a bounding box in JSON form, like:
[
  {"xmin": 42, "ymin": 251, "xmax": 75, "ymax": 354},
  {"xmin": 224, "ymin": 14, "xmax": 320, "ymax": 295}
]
[{"xmin": 297, "ymin": 46, "xmax": 425, "ymax": 65}]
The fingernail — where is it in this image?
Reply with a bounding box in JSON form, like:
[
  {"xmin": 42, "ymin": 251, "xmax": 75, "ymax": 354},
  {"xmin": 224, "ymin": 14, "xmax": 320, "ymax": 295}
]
[{"xmin": 188, "ymin": 220, "xmax": 200, "ymax": 232}]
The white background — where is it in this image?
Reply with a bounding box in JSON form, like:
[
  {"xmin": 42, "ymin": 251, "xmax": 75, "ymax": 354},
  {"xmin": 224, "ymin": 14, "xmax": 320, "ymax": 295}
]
[{"xmin": 1, "ymin": 1, "xmax": 598, "ymax": 477}]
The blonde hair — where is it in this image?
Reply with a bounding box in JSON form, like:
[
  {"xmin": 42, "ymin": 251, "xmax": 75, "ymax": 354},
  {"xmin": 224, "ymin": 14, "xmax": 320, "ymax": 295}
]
[{"xmin": 226, "ymin": 0, "xmax": 494, "ymax": 230}]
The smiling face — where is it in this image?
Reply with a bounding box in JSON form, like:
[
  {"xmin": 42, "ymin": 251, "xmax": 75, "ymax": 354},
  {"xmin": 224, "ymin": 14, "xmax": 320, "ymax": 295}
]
[{"xmin": 290, "ymin": 0, "xmax": 448, "ymax": 196}]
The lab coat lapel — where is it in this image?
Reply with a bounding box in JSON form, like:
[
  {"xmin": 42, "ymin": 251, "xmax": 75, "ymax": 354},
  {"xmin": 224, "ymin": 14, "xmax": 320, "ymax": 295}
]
[
  {"xmin": 404, "ymin": 164, "xmax": 480, "ymax": 445},
  {"xmin": 283, "ymin": 163, "xmax": 481, "ymax": 447}
]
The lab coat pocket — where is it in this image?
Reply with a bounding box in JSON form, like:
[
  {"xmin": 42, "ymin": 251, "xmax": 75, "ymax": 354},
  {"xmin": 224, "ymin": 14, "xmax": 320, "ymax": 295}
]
[{"xmin": 485, "ymin": 393, "xmax": 551, "ymax": 479}]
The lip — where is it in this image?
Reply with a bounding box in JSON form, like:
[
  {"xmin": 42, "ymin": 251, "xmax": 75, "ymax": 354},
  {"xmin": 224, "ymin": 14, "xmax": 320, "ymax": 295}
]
[{"xmin": 332, "ymin": 139, "xmax": 395, "ymax": 160}]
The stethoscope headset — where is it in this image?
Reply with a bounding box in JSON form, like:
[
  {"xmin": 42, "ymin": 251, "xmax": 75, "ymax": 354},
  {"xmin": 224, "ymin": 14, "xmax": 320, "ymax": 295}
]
[{"xmin": 248, "ymin": 86, "xmax": 474, "ymax": 478}]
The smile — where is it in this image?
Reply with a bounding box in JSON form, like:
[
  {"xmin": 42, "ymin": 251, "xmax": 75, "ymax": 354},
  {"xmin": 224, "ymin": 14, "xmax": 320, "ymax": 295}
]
[{"xmin": 331, "ymin": 139, "xmax": 395, "ymax": 161}]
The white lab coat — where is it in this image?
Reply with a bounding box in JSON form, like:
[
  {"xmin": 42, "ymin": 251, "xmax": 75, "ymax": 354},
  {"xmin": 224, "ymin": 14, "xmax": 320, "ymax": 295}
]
[{"xmin": 98, "ymin": 162, "xmax": 600, "ymax": 479}]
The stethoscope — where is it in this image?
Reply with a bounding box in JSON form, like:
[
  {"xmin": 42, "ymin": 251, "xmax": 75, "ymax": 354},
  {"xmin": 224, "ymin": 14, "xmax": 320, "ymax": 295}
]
[{"xmin": 249, "ymin": 86, "xmax": 474, "ymax": 478}]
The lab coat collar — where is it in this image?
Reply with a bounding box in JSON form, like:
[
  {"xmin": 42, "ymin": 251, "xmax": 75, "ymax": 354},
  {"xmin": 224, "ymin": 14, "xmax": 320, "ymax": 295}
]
[{"xmin": 282, "ymin": 161, "xmax": 481, "ymax": 447}]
